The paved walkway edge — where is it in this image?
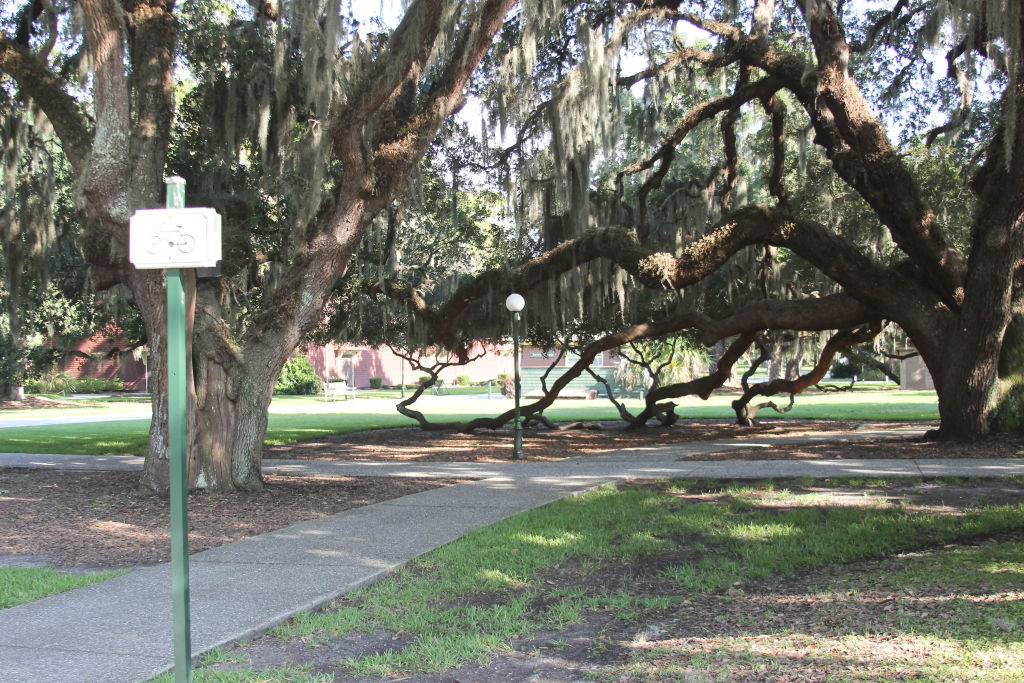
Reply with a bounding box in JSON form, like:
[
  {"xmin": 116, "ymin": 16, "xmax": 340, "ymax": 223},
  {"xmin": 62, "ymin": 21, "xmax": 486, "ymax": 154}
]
[{"xmin": 0, "ymin": 475, "xmax": 608, "ymax": 683}]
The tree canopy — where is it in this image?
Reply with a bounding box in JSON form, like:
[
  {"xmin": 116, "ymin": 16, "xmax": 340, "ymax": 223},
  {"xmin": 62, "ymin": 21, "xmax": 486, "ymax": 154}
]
[{"xmin": 364, "ymin": 0, "xmax": 1023, "ymax": 438}]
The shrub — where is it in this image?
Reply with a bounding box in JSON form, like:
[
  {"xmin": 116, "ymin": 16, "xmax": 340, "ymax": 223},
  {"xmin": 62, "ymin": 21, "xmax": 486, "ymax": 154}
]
[
  {"xmin": 495, "ymin": 373, "xmax": 512, "ymax": 384},
  {"xmin": 0, "ymin": 334, "xmax": 29, "ymax": 393},
  {"xmin": 71, "ymin": 376, "xmax": 125, "ymax": 393},
  {"xmin": 418, "ymin": 375, "xmax": 432, "ymax": 386},
  {"xmin": 25, "ymin": 371, "xmax": 75, "ymax": 395},
  {"xmin": 73, "ymin": 377, "xmax": 104, "ymax": 393},
  {"xmin": 275, "ymin": 353, "xmax": 323, "ymax": 395},
  {"xmin": 829, "ymin": 357, "xmax": 861, "ymax": 379},
  {"xmin": 27, "ymin": 345, "xmax": 63, "ymax": 377},
  {"xmin": 368, "ymin": 377, "xmax": 383, "ymax": 389},
  {"xmin": 455, "ymin": 374, "xmax": 471, "ymax": 386}
]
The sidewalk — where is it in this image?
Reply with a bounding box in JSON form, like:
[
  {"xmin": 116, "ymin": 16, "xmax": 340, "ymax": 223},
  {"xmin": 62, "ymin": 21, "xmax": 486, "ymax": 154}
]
[{"xmin": 2, "ymin": 430, "xmax": 1023, "ymax": 682}]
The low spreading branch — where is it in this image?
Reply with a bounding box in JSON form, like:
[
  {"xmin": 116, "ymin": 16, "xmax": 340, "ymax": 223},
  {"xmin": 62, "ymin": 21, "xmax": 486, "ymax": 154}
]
[
  {"xmin": 733, "ymin": 322, "xmax": 883, "ymax": 425},
  {"xmin": 390, "ymin": 346, "xmax": 484, "ymax": 431},
  {"xmin": 629, "ymin": 332, "xmax": 758, "ymax": 427}
]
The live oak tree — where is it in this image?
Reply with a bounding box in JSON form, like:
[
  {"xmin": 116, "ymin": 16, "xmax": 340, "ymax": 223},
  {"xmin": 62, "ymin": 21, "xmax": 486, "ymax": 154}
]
[
  {"xmin": 366, "ymin": 0, "xmax": 1023, "ymax": 438},
  {"xmin": 1, "ymin": 0, "xmax": 517, "ymax": 490}
]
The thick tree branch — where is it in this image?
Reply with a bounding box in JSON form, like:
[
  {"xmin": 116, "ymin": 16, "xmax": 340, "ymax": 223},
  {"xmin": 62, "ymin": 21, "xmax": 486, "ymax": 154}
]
[
  {"xmin": 402, "ymin": 203, "xmax": 940, "ymax": 361},
  {"xmin": 692, "ymin": 294, "xmax": 875, "ymax": 345},
  {"xmin": 672, "ymin": 12, "xmax": 743, "ymax": 41},
  {"xmin": 617, "ymin": 47, "xmax": 730, "ymax": 88},
  {"xmin": 0, "ymin": 33, "xmax": 91, "ymax": 171},
  {"xmin": 925, "ymin": 38, "xmax": 972, "ymax": 146},
  {"xmin": 794, "ymin": 0, "xmax": 967, "ymax": 305},
  {"xmin": 718, "ymin": 67, "xmax": 746, "ymax": 210},
  {"xmin": 334, "ymin": 0, "xmax": 445, "ymax": 134},
  {"xmin": 618, "ymin": 77, "xmax": 785, "ymax": 228},
  {"xmin": 732, "ymin": 322, "xmax": 882, "ymax": 424},
  {"xmin": 367, "ymin": 0, "xmax": 517, "ymax": 210},
  {"xmin": 79, "ymin": 0, "xmax": 131, "ymax": 226},
  {"xmin": 631, "ymin": 332, "xmax": 757, "ymax": 425},
  {"xmin": 848, "ymin": 0, "xmax": 917, "ymax": 53},
  {"xmin": 126, "ymin": 0, "xmax": 177, "ymax": 208},
  {"xmin": 740, "ymin": 336, "xmax": 769, "ymax": 393},
  {"xmin": 763, "ymin": 94, "xmax": 787, "ymax": 202},
  {"xmin": 488, "ymin": 100, "xmax": 552, "ymax": 169},
  {"xmin": 640, "ymin": 1, "xmax": 966, "ymax": 307}
]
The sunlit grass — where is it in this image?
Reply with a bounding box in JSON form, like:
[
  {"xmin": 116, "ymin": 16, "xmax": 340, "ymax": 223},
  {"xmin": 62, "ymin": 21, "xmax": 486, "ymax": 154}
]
[
  {"xmin": 241, "ymin": 479, "xmax": 1024, "ymax": 678},
  {"xmin": 0, "ymin": 390, "xmax": 938, "ymax": 456},
  {"xmin": 0, "ymin": 420, "xmax": 150, "ymax": 455}
]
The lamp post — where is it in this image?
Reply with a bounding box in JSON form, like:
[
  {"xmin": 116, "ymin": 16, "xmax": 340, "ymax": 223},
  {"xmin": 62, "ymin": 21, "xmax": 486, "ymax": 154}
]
[{"xmin": 505, "ymin": 293, "xmax": 525, "ymax": 459}]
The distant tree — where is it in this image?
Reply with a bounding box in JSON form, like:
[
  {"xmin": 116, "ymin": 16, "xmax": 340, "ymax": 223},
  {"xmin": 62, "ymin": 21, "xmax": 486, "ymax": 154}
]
[{"xmin": 0, "ymin": 88, "xmax": 110, "ymax": 397}]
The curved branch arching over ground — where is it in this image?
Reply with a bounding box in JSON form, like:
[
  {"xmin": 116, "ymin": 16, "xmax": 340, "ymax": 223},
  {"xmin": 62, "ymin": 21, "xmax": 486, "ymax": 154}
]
[{"xmin": 733, "ymin": 322, "xmax": 884, "ymax": 425}]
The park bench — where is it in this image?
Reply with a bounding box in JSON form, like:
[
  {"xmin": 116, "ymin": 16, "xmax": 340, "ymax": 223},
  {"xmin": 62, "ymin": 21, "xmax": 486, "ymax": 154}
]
[{"xmin": 323, "ymin": 380, "xmax": 357, "ymax": 401}]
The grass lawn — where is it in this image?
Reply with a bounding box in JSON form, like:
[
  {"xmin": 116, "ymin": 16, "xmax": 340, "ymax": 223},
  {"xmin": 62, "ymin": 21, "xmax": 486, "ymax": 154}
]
[
  {"xmin": 0, "ymin": 402, "xmax": 151, "ymax": 422},
  {"xmin": 0, "ymin": 566, "xmax": 125, "ymax": 610},
  {"xmin": 0, "ymin": 390, "xmax": 939, "ymax": 456},
  {"xmin": 172, "ymin": 477, "xmax": 1024, "ymax": 681}
]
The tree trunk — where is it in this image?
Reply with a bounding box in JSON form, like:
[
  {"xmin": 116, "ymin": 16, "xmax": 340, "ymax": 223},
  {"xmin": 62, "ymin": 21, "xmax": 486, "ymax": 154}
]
[
  {"xmin": 934, "ymin": 125, "xmax": 1024, "ymax": 437},
  {"xmin": 934, "ymin": 270, "xmax": 1021, "ymax": 439},
  {"xmin": 136, "ymin": 269, "xmax": 205, "ymax": 493},
  {"xmin": 1, "ymin": 384, "xmax": 24, "ymax": 401},
  {"xmin": 991, "ymin": 315, "xmax": 1024, "ymax": 432},
  {"xmin": 138, "ymin": 273, "xmax": 171, "ymax": 492},
  {"xmin": 768, "ymin": 342, "xmax": 783, "ymax": 380},
  {"xmin": 192, "ymin": 358, "xmax": 278, "ymax": 491},
  {"xmin": 937, "ymin": 343, "xmax": 1002, "ymax": 439},
  {"xmin": 938, "ymin": 312, "xmax": 1024, "ymax": 438},
  {"xmin": 189, "ymin": 283, "xmax": 295, "ymax": 490},
  {"xmin": 784, "ymin": 359, "xmax": 800, "ymax": 381}
]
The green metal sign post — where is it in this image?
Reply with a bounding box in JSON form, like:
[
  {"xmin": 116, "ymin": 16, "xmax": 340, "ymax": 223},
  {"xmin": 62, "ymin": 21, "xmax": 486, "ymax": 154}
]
[
  {"xmin": 165, "ymin": 176, "xmax": 192, "ymax": 682},
  {"xmin": 128, "ymin": 177, "xmax": 222, "ymax": 682}
]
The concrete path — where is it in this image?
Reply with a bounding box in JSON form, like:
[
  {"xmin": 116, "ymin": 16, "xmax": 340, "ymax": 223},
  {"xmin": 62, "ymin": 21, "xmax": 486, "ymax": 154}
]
[
  {"xmin": 2, "ymin": 429, "xmax": 1023, "ymax": 682},
  {"xmin": 0, "ymin": 413, "xmax": 150, "ymax": 429}
]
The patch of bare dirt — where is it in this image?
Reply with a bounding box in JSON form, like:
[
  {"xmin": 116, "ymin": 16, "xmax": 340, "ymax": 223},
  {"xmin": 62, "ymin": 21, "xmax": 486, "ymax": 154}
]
[
  {"xmin": 0, "ymin": 470, "xmax": 466, "ymax": 571},
  {"xmin": 264, "ymin": 419, "xmax": 924, "ymax": 462},
  {"xmin": 0, "ymin": 396, "xmax": 80, "ymax": 410}
]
